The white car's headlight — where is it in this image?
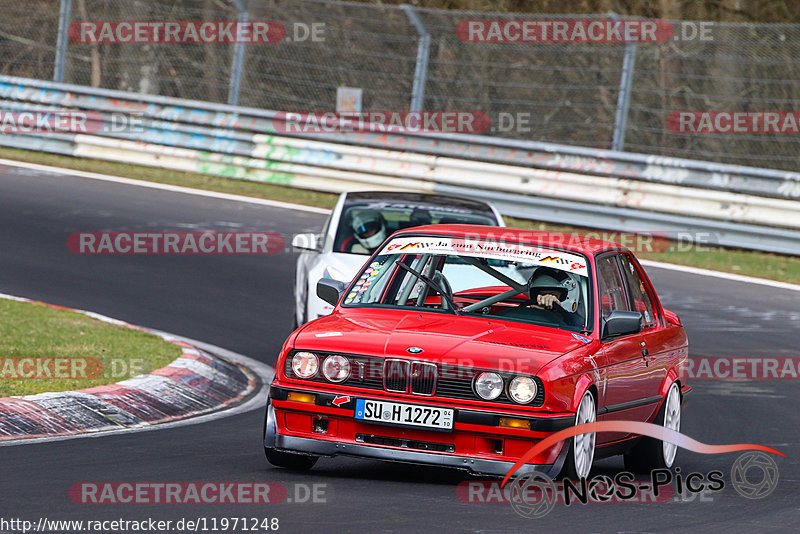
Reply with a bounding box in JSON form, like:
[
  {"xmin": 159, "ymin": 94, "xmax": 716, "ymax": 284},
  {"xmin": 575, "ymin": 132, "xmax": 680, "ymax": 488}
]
[
  {"xmin": 322, "ymin": 355, "xmax": 351, "ymax": 383},
  {"xmin": 508, "ymin": 376, "xmax": 537, "ymax": 404},
  {"xmin": 291, "ymin": 351, "xmax": 319, "ymax": 378},
  {"xmin": 474, "ymin": 372, "xmax": 504, "ymax": 400}
]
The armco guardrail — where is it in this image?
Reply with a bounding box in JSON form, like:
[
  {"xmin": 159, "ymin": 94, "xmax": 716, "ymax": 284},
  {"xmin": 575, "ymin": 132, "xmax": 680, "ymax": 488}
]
[{"xmin": 1, "ymin": 75, "xmax": 800, "ymax": 255}]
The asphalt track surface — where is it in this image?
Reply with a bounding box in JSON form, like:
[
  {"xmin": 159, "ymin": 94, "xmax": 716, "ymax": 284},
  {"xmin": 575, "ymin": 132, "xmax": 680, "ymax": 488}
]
[{"xmin": 0, "ymin": 163, "xmax": 798, "ymax": 533}]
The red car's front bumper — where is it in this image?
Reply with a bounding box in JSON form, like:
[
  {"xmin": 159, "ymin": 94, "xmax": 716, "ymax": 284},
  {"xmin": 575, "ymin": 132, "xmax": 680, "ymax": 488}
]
[{"xmin": 264, "ymin": 383, "xmax": 574, "ymax": 477}]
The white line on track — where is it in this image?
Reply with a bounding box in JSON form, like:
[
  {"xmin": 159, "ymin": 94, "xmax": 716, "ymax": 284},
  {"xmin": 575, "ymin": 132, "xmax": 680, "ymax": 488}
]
[
  {"xmin": 0, "ymin": 158, "xmax": 330, "ymax": 215},
  {"xmin": 639, "ymin": 259, "xmax": 800, "ymax": 292}
]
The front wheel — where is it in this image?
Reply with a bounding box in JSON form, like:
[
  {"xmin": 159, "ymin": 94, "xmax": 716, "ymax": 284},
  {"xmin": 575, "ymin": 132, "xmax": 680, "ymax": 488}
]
[
  {"xmin": 263, "ymin": 400, "xmax": 318, "ymax": 471},
  {"xmin": 624, "ymin": 381, "xmax": 681, "ymax": 473},
  {"xmin": 559, "ymin": 391, "xmax": 596, "ymax": 479}
]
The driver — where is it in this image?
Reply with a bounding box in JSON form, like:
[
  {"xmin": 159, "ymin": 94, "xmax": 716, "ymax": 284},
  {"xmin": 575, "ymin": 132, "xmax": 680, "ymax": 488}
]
[
  {"xmin": 527, "ymin": 267, "xmax": 584, "ymax": 327},
  {"xmin": 350, "ymin": 210, "xmax": 388, "ymax": 253}
]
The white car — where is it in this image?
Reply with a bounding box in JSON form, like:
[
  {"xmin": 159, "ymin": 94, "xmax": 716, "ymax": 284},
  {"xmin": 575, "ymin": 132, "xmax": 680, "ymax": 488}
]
[{"xmin": 291, "ymin": 191, "xmax": 505, "ymax": 327}]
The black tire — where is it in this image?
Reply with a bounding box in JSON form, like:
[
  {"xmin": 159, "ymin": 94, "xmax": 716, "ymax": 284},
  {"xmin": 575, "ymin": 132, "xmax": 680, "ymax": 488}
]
[
  {"xmin": 262, "ymin": 403, "xmax": 318, "ymax": 471},
  {"xmin": 264, "ymin": 447, "xmax": 318, "ymax": 471},
  {"xmin": 624, "ymin": 382, "xmax": 681, "ymax": 473}
]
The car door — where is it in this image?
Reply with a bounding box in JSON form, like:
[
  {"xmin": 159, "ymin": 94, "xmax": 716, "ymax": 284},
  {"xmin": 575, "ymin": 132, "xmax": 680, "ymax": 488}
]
[
  {"xmin": 617, "ymin": 252, "xmax": 669, "ymax": 413},
  {"xmin": 595, "ymin": 253, "xmax": 658, "ymax": 442}
]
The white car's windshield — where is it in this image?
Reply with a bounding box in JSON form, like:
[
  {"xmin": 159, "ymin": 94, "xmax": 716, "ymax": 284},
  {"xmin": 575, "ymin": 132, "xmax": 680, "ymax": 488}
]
[
  {"xmin": 334, "ymin": 203, "xmax": 496, "ymax": 255},
  {"xmin": 343, "ymin": 235, "xmax": 592, "ymax": 333}
]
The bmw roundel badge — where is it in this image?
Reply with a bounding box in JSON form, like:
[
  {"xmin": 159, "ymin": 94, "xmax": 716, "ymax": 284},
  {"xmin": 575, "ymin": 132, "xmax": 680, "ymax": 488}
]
[{"xmin": 406, "ymin": 347, "xmax": 424, "ymax": 354}]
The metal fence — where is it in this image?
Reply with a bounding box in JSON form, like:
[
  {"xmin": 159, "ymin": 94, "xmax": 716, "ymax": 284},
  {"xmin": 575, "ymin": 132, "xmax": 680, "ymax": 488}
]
[
  {"xmin": 2, "ymin": 0, "xmax": 800, "ymax": 173},
  {"xmin": 3, "ymin": 74, "xmax": 800, "ymax": 255}
]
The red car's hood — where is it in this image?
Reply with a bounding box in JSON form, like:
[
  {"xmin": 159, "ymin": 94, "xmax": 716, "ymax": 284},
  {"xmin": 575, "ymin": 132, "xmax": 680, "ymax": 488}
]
[{"xmin": 293, "ymin": 309, "xmax": 588, "ymax": 374}]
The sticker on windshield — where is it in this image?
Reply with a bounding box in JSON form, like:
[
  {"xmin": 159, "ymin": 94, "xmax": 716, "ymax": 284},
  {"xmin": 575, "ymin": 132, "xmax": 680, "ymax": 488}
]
[{"xmin": 380, "ymin": 236, "xmax": 588, "ymax": 276}]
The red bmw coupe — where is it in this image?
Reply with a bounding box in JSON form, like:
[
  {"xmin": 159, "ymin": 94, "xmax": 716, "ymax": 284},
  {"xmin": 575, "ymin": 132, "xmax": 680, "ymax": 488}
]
[{"xmin": 264, "ymin": 225, "xmax": 689, "ymax": 479}]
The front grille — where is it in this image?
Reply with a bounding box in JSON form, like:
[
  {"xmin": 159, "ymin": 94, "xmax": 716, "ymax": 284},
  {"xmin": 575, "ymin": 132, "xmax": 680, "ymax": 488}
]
[
  {"xmin": 436, "ymin": 364, "xmax": 476, "ymax": 399},
  {"xmin": 383, "ymin": 359, "xmax": 409, "ymax": 392},
  {"xmin": 349, "ymin": 356, "xmax": 384, "ymax": 389},
  {"xmin": 410, "ymin": 361, "xmax": 437, "ymax": 395},
  {"xmin": 356, "ymin": 433, "xmax": 455, "ymax": 453}
]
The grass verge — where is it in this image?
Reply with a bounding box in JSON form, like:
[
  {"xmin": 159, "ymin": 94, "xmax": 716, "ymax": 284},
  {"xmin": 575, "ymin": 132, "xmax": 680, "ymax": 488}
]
[
  {"xmin": 1, "ymin": 146, "xmax": 798, "ymax": 285},
  {"xmin": 0, "ymin": 298, "xmax": 182, "ymax": 397}
]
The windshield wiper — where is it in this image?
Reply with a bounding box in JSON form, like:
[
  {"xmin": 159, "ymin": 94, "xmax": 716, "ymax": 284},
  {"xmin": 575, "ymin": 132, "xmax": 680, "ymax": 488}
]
[{"xmin": 394, "ymin": 260, "xmax": 459, "ymax": 315}]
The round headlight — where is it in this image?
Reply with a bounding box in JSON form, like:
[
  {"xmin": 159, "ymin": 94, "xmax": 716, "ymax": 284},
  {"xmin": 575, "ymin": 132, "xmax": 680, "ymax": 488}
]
[
  {"xmin": 508, "ymin": 376, "xmax": 537, "ymax": 404},
  {"xmin": 291, "ymin": 351, "xmax": 318, "ymax": 378},
  {"xmin": 322, "ymin": 355, "xmax": 351, "ymax": 383},
  {"xmin": 474, "ymin": 372, "xmax": 504, "ymax": 400}
]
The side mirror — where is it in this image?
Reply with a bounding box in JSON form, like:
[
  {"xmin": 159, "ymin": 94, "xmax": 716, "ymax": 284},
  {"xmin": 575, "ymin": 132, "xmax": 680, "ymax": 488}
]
[
  {"xmin": 603, "ymin": 310, "xmax": 642, "ymax": 338},
  {"xmin": 317, "ymin": 278, "xmax": 348, "ymax": 307},
  {"xmin": 292, "ymin": 233, "xmax": 319, "ymax": 251}
]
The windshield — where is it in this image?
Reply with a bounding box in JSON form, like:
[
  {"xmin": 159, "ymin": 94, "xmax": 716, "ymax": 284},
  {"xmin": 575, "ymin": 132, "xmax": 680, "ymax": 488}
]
[
  {"xmin": 343, "ymin": 235, "xmax": 592, "ymax": 333},
  {"xmin": 333, "ymin": 202, "xmax": 497, "ymax": 255}
]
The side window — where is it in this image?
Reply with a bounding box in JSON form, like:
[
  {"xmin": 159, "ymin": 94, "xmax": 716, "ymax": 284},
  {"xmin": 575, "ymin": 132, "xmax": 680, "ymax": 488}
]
[
  {"xmin": 596, "ymin": 255, "xmax": 630, "ymax": 319},
  {"xmin": 619, "ymin": 255, "xmax": 658, "ymax": 329}
]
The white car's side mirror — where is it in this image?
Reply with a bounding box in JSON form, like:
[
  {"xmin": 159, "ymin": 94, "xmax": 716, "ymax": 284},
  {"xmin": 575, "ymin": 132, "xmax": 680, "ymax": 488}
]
[{"xmin": 292, "ymin": 233, "xmax": 319, "ymax": 251}]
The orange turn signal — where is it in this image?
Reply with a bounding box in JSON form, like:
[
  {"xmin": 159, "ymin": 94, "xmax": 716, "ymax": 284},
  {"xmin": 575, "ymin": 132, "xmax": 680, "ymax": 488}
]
[
  {"xmin": 287, "ymin": 392, "xmax": 317, "ymax": 404},
  {"xmin": 499, "ymin": 417, "xmax": 530, "ymax": 429}
]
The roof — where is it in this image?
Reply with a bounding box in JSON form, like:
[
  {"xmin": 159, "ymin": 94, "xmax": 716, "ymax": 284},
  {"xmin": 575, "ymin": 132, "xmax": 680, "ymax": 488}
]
[
  {"xmin": 391, "ymin": 224, "xmax": 627, "ymax": 255},
  {"xmin": 343, "ymin": 191, "xmax": 494, "ymax": 213}
]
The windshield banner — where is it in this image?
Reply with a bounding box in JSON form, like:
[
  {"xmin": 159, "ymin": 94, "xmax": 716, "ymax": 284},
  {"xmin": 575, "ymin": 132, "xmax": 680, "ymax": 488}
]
[{"xmin": 380, "ymin": 236, "xmax": 588, "ymax": 276}]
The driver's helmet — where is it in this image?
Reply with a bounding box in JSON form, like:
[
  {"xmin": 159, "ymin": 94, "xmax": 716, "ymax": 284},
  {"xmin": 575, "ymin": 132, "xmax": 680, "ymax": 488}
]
[
  {"xmin": 351, "ymin": 210, "xmax": 387, "ymax": 251},
  {"xmin": 529, "ymin": 267, "xmax": 580, "ymax": 313}
]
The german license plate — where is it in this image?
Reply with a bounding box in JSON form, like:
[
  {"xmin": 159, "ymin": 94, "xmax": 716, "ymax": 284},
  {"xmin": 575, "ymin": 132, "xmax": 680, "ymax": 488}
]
[{"xmin": 354, "ymin": 399, "xmax": 454, "ymax": 430}]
